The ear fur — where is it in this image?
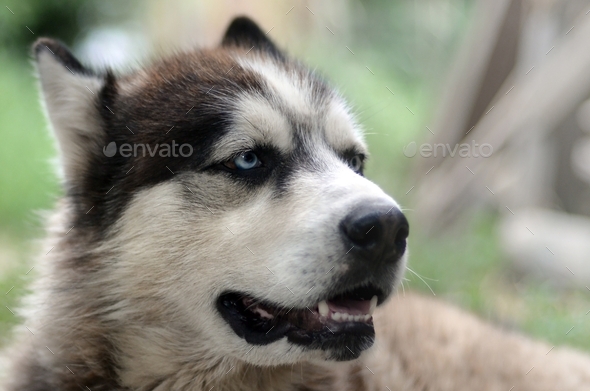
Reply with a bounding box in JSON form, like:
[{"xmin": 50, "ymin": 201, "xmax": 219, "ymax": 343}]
[
  {"xmin": 221, "ymin": 16, "xmax": 284, "ymax": 59},
  {"xmin": 33, "ymin": 38, "xmax": 109, "ymax": 183}
]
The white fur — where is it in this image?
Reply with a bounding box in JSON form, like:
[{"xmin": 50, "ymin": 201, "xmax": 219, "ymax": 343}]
[
  {"xmin": 209, "ymin": 94, "xmax": 294, "ymax": 163},
  {"xmin": 324, "ymin": 99, "xmax": 366, "ymax": 152},
  {"xmin": 237, "ymin": 56, "xmax": 314, "ymax": 119}
]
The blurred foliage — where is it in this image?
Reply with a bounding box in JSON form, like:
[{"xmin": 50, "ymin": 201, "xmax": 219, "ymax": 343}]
[
  {"xmin": 1, "ymin": 0, "xmax": 82, "ymax": 54},
  {"xmin": 1, "ymin": 0, "xmax": 139, "ymax": 56},
  {"xmin": 352, "ymin": 0, "xmax": 474, "ymax": 85}
]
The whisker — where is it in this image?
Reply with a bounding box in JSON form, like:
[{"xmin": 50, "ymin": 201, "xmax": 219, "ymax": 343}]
[{"xmin": 406, "ymin": 266, "xmax": 436, "ymax": 296}]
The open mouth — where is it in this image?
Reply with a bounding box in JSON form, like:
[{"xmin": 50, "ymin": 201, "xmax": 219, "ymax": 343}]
[{"xmin": 217, "ymin": 284, "xmax": 385, "ymax": 361}]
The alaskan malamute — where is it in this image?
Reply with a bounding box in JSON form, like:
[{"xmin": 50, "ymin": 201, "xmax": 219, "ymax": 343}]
[{"xmin": 3, "ymin": 16, "xmax": 590, "ymax": 391}]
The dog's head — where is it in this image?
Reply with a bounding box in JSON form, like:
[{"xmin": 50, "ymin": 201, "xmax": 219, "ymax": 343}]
[{"xmin": 34, "ymin": 17, "xmax": 408, "ymax": 366}]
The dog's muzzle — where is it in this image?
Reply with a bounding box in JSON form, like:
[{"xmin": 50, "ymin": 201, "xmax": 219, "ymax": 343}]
[{"xmin": 217, "ymin": 202, "xmax": 409, "ymax": 361}]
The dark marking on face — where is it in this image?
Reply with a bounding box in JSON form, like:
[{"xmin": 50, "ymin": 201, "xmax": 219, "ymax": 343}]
[
  {"xmin": 67, "ymin": 51, "xmax": 271, "ymax": 234},
  {"xmin": 67, "ymin": 54, "xmax": 342, "ymax": 235},
  {"xmin": 36, "ymin": 19, "xmax": 360, "ymax": 244}
]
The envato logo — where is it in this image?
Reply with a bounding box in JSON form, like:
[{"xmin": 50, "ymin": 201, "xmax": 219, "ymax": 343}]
[
  {"xmin": 103, "ymin": 141, "xmax": 193, "ymax": 158},
  {"xmin": 403, "ymin": 140, "xmax": 493, "ymax": 158}
]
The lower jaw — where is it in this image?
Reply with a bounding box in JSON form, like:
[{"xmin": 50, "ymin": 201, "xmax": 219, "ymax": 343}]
[
  {"xmin": 217, "ymin": 293, "xmax": 376, "ymax": 361},
  {"xmin": 287, "ymin": 322, "xmax": 375, "ymax": 361}
]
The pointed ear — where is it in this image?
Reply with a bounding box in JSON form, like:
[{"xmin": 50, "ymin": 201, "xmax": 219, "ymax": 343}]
[
  {"xmin": 221, "ymin": 17, "xmax": 284, "ymax": 59},
  {"xmin": 33, "ymin": 38, "xmax": 110, "ymax": 183}
]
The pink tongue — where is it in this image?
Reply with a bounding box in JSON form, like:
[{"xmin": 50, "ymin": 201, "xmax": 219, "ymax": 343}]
[{"xmin": 326, "ymin": 299, "xmax": 371, "ymax": 315}]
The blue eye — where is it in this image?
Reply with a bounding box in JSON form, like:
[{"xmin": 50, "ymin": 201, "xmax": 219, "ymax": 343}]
[
  {"xmin": 349, "ymin": 155, "xmax": 363, "ymax": 172},
  {"xmin": 233, "ymin": 151, "xmax": 261, "ymax": 170}
]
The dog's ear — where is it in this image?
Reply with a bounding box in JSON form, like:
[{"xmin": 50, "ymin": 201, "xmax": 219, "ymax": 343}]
[
  {"xmin": 221, "ymin": 16, "xmax": 284, "ymax": 58},
  {"xmin": 33, "ymin": 38, "xmax": 112, "ymax": 183}
]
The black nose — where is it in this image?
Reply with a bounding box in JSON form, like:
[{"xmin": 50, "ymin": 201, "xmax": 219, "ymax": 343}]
[{"xmin": 340, "ymin": 203, "xmax": 409, "ymax": 263}]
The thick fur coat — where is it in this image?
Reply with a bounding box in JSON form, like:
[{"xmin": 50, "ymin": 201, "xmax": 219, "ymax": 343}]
[{"xmin": 2, "ymin": 17, "xmax": 590, "ymax": 391}]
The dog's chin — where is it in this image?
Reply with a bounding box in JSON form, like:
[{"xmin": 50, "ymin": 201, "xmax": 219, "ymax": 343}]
[{"xmin": 216, "ymin": 284, "xmax": 385, "ymax": 361}]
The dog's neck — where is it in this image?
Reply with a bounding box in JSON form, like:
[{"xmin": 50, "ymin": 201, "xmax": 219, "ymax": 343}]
[
  {"xmin": 121, "ymin": 359, "xmax": 364, "ymax": 391},
  {"xmin": 116, "ymin": 327, "xmax": 365, "ymax": 391},
  {"xmin": 167, "ymin": 362, "xmax": 363, "ymax": 391}
]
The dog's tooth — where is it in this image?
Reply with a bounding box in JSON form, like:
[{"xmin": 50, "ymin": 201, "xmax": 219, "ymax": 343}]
[
  {"xmin": 369, "ymin": 295, "xmax": 378, "ymax": 315},
  {"xmin": 332, "ymin": 312, "xmax": 342, "ymax": 321},
  {"xmin": 354, "ymin": 315, "xmax": 361, "ymax": 322},
  {"xmin": 318, "ymin": 300, "xmax": 329, "ymax": 317},
  {"xmin": 347, "ymin": 314, "xmax": 355, "ymax": 322},
  {"xmin": 364, "ymin": 314, "xmax": 371, "ymax": 321}
]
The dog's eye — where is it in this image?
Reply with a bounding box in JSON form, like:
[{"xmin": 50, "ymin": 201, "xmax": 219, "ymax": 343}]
[
  {"xmin": 348, "ymin": 155, "xmax": 363, "ymax": 172},
  {"xmin": 225, "ymin": 151, "xmax": 262, "ymax": 170}
]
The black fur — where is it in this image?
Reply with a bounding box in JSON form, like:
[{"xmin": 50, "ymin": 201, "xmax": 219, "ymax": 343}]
[
  {"xmin": 33, "ymin": 37, "xmax": 94, "ymax": 76},
  {"xmin": 222, "ymin": 16, "xmax": 285, "ymax": 60}
]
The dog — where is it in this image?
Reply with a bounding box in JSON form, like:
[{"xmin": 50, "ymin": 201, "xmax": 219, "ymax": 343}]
[{"xmin": 3, "ymin": 16, "xmax": 590, "ymax": 391}]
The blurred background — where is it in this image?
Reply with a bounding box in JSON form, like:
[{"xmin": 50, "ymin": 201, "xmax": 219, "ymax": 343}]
[{"xmin": 1, "ymin": 0, "xmax": 590, "ymax": 353}]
